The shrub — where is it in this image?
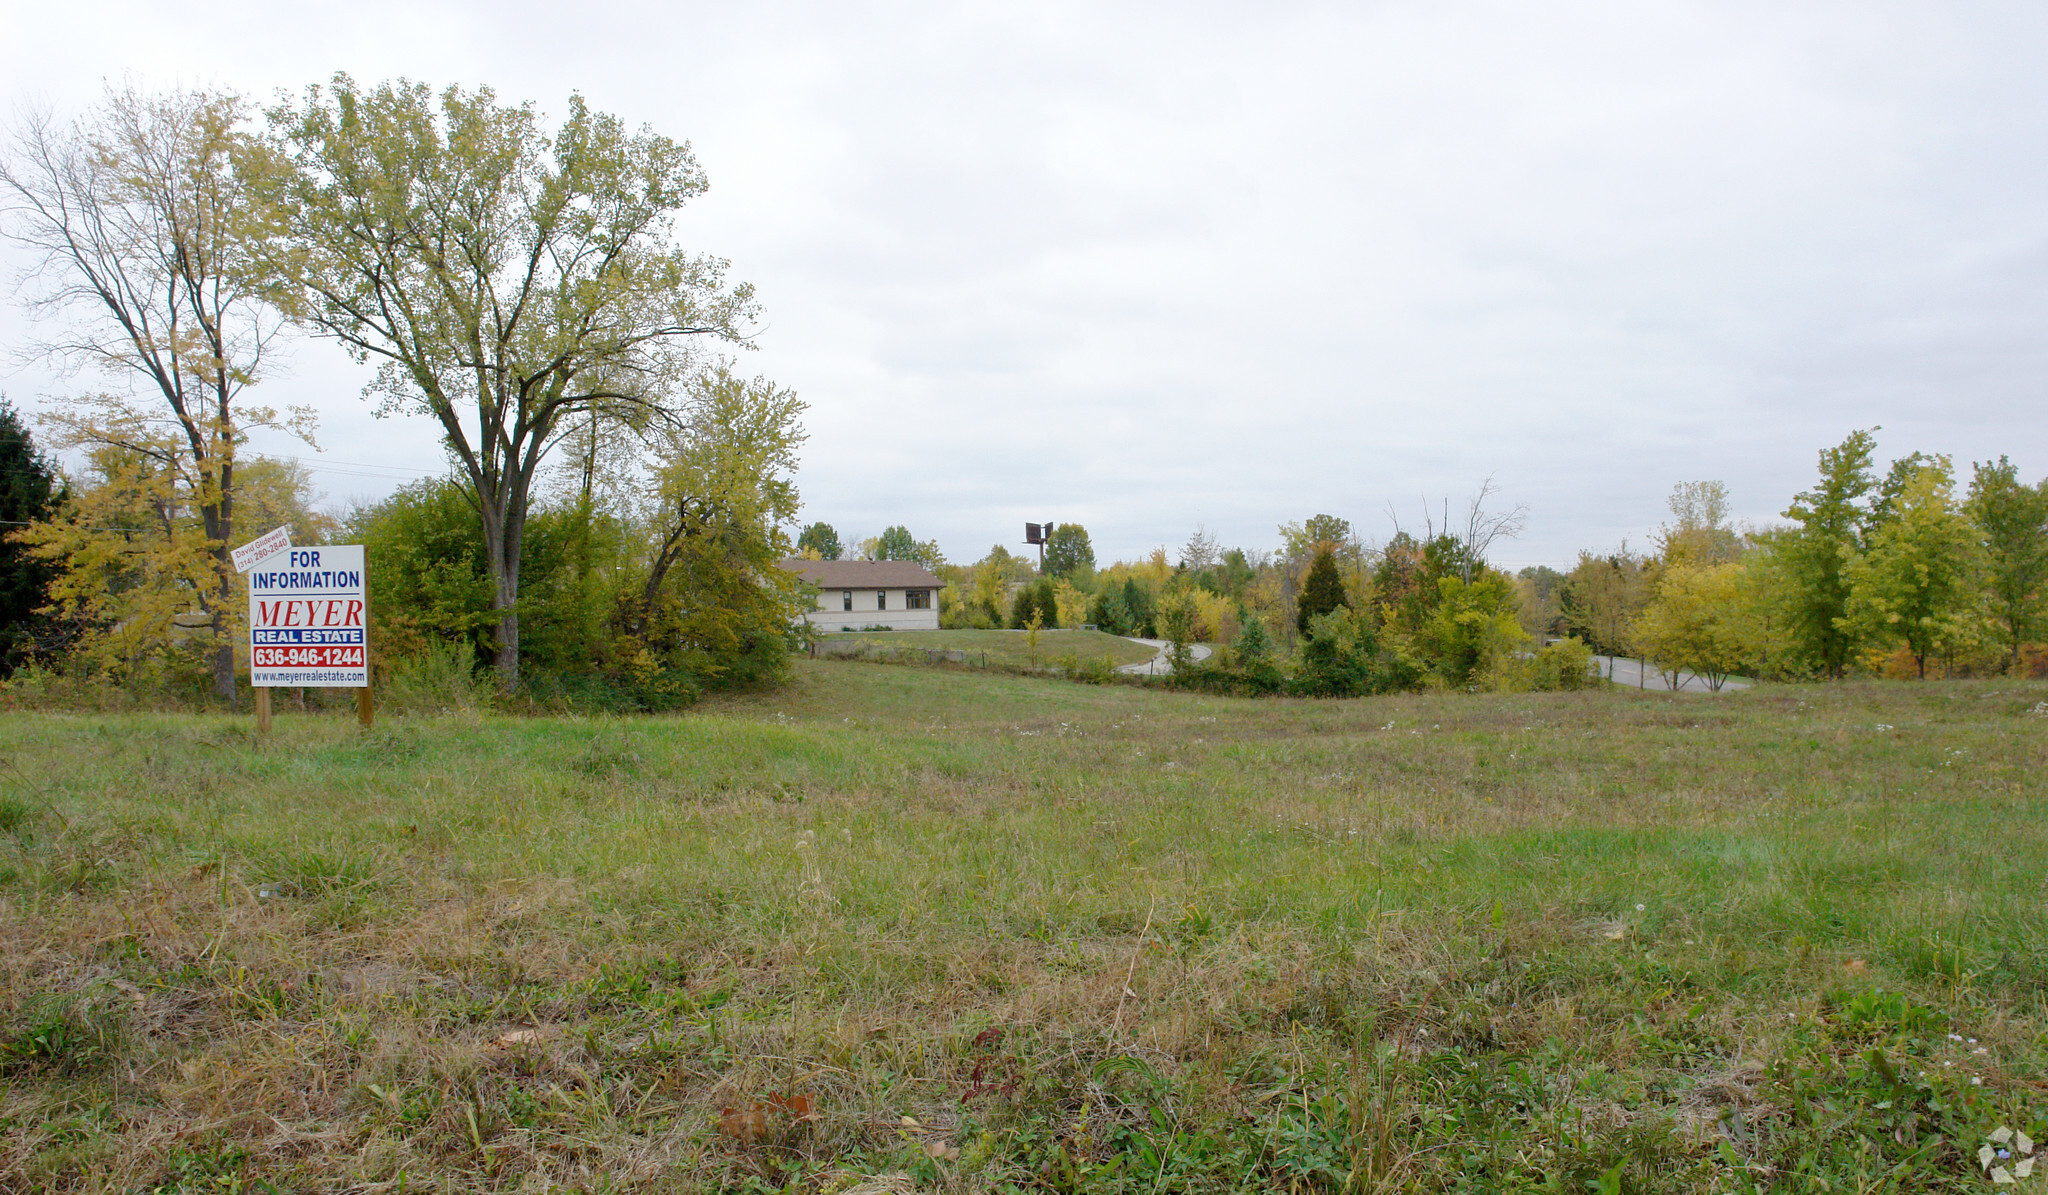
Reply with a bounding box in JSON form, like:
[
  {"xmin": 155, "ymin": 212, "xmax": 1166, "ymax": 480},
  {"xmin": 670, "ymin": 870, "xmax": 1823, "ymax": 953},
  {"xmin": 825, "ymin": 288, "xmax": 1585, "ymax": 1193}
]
[
  {"xmin": 1288, "ymin": 607, "xmax": 1420, "ymax": 697},
  {"xmin": 1055, "ymin": 652, "xmax": 1119, "ymax": 685},
  {"xmin": 378, "ymin": 640, "xmax": 488, "ymax": 715},
  {"xmin": 1518, "ymin": 636, "xmax": 1601, "ymax": 692},
  {"xmin": 1415, "ymin": 572, "xmax": 1528, "ymax": 688},
  {"xmin": 1292, "ymin": 607, "xmax": 1374, "ymax": 696}
]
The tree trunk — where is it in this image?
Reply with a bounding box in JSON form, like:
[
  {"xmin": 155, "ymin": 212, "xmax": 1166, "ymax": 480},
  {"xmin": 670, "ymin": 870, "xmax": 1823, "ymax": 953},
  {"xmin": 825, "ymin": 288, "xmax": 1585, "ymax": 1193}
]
[
  {"xmin": 199, "ymin": 475, "xmax": 236, "ymax": 703},
  {"xmin": 493, "ymin": 570, "xmax": 520, "ymax": 688},
  {"xmin": 478, "ymin": 487, "xmax": 525, "ymax": 690},
  {"xmin": 206, "ymin": 546, "xmax": 235, "ymax": 701}
]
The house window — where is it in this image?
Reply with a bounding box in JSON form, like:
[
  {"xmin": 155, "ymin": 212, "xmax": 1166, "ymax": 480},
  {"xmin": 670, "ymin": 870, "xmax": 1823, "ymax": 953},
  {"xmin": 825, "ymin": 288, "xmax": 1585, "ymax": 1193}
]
[
  {"xmin": 906, "ymin": 589, "xmax": 931, "ymax": 610},
  {"xmin": 877, "ymin": 590, "xmax": 887, "ymax": 611},
  {"xmin": 842, "ymin": 590, "xmax": 852, "ymax": 611}
]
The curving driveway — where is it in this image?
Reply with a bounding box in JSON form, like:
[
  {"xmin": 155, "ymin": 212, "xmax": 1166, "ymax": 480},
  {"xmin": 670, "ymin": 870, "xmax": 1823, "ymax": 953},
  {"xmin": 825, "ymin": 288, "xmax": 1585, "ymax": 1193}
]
[
  {"xmin": 1116, "ymin": 638, "xmax": 1214, "ymax": 676},
  {"xmin": 1592, "ymin": 654, "xmax": 1752, "ymax": 693}
]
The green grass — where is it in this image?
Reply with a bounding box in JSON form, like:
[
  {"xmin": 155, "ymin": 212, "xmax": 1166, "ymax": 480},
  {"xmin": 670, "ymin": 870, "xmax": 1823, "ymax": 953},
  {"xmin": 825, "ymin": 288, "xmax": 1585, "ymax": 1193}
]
[
  {"xmin": 1, "ymin": 666, "xmax": 2045, "ymax": 1191},
  {"xmin": 817, "ymin": 626, "xmax": 1161, "ymax": 668}
]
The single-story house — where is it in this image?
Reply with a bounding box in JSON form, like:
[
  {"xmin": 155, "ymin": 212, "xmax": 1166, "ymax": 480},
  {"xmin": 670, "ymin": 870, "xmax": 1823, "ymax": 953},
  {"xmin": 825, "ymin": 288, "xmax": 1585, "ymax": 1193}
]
[{"xmin": 779, "ymin": 559, "xmax": 944, "ymax": 631}]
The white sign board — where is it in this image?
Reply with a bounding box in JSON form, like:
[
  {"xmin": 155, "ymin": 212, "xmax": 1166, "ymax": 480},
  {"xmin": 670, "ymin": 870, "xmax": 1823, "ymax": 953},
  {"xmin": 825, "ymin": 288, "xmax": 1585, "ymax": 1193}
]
[
  {"xmin": 248, "ymin": 545, "xmax": 369, "ymax": 688},
  {"xmin": 230, "ymin": 525, "xmax": 294, "ymax": 574}
]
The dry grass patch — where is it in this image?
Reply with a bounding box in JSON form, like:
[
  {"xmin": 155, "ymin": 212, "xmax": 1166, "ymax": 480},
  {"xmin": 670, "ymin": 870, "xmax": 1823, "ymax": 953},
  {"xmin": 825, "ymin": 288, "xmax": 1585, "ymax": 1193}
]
[{"xmin": 0, "ymin": 669, "xmax": 2044, "ymax": 1190}]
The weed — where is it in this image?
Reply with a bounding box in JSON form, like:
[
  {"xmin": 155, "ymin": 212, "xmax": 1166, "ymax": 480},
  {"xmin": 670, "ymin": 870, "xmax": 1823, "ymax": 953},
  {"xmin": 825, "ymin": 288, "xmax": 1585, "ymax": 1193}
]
[
  {"xmin": 0, "ymin": 795, "xmax": 30, "ymax": 840},
  {"xmin": 2, "ymin": 991, "xmax": 125, "ymax": 1076}
]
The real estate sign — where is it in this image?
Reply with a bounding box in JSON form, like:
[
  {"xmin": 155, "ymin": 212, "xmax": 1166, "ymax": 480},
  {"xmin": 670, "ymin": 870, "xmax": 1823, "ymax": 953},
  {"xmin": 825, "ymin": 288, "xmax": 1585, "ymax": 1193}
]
[{"xmin": 247, "ymin": 545, "xmax": 369, "ymax": 688}]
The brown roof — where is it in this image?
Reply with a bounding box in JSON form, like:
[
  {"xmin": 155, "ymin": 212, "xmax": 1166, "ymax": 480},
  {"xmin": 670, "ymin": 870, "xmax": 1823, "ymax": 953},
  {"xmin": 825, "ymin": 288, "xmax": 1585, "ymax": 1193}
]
[{"xmin": 778, "ymin": 559, "xmax": 945, "ymax": 588}]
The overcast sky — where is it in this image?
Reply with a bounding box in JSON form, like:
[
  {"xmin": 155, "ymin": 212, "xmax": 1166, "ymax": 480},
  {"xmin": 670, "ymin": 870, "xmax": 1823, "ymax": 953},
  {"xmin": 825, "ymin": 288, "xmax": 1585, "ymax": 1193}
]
[{"xmin": 3, "ymin": 1, "xmax": 2045, "ymax": 569}]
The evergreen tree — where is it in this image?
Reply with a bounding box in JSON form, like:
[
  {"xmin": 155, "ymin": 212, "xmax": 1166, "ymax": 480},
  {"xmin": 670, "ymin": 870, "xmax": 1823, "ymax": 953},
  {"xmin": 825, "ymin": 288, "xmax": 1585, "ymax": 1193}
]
[
  {"xmin": 0, "ymin": 401, "xmax": 61, "ymax": 672},
  {"xmin": 1230, "ymin": 603, "xmax": 1284, "ymax": 692},
  {"xmin": 1779, "ymin": 429, "xmax": 1880, "ymax": 679},
  {"xmin": 1121, "ymin": 577, "xmax": 1156, "ymax": 638},
  {"xmin": 1009, "ymin": 578, "xmax": 1059, "ymax": 629},
  {"xmin": 1234, "ymin": 603, "xmax": 1271, "ymax": 664},
  {"xmin": 1086, "ymin": 588, "xmax": 1132, "ymax": 635},
  {"xmin": 1296, "ymin": 546, "xmax": 1348, "ymax": 636}
]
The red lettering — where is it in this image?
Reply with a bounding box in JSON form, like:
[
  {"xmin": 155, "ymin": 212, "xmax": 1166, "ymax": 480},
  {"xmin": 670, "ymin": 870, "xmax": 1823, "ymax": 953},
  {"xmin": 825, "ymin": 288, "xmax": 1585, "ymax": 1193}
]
[{"xmin": 345, "ymin": 600, "xmax": 363, "ymax": 627}]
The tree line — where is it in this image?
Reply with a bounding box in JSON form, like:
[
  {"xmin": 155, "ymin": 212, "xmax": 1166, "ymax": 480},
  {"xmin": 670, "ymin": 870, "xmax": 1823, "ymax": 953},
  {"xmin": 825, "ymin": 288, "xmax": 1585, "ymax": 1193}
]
[
  {"xmin": 807, "ymin": 430, "xmax": 2045, "ymax": 696},
  {"xmin": 795, "ymin": 484, "xmax": 1602, "ymax": 696},
  {"xmin": 0, "ymin": 80, "xmax": 804, "ymax": 706},
  {"xmin": 1539, "ymin": 433, "xmax": 2047, "ymax": 687}
]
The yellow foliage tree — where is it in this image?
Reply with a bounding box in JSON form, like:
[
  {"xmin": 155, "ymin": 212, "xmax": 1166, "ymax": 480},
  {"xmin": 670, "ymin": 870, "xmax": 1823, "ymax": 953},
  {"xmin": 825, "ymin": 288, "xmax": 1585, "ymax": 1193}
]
[
  {"xmin": 1, "ymin": 86, "xmax": 310, "ymax": 695},
  {"xmin": 20, "ymin": 417, "xmax": 328, "ymax": 681},
  {"xmin": 1843, "ymin": 458, "xmax": 1988, "ymax": 679},
  {"xmin": 1190, "ymin": 589, "xmax": 1237, "ymax": 643},
  {"xmin": 1632, "ymin": 561, "xmax": 1754, "ymax": 691},
  {"xmin": 1053, "ymin": 578, "xmax": 1088, "ymax": 629}
]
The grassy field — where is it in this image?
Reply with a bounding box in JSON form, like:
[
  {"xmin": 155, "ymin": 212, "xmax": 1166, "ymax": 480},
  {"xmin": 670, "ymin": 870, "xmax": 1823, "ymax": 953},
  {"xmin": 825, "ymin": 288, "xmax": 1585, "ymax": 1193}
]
[
  {"xmin": 2, "ymin": 664, "xmax": 2045, "ymax": 1192},
  {"xmin": 816, "ymin": 628, "xmax": 1161, "ymax": 670}
]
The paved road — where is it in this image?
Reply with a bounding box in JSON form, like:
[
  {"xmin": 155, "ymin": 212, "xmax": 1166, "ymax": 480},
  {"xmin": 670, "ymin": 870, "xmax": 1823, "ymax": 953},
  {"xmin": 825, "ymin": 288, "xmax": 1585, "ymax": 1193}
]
[
  {"xmin": 1106, "ymin": 640, "xmax": 1749, "ymax": 690},
  {"xmin": 1592, "ymin": 654, "xmax": 1752, "ymax": 693},
  {"xmin": 1117, "ymin": 638, "xmax": 1215, "ymax": 676}
]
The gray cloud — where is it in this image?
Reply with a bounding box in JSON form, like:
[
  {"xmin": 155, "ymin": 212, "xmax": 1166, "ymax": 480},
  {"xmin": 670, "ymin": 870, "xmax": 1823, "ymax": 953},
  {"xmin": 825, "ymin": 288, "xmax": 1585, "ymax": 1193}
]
[{"xmin": 4, "ymin": 1, "xmax": 2044, "ymax": 568}]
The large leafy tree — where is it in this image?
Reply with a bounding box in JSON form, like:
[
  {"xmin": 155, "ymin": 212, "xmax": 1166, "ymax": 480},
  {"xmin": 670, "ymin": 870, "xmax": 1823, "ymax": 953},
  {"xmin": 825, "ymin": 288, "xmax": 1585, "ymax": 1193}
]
[
  {"xmin": 868, "ymin": 524, "xmax": 943, "ymax": 570},
  {"xmin": 1656, "ymin": 480, "xmax": 1741, "ymax": 566},
  {"xmin": 627, "ymin": 368, "xmax": 807, "ymax": 682},
  {"xmin": 1278, "ymin": 514, "xmax": 1354, "ymax": 564},
  {"xmin": 797, "ymin": 522, "xmax": 841, "ymax": 560},
  {"xmin": 875, "ymin": 525, "xmax": 920, "ymax": 562},
  {"xmin": 1375, "ymin": 531, "xmax": 1482, "ymax": 642},
  {"xmin": 1844, "ymin": 457, "xmax": 1986, "ymax": 679},
  {"xmin": 1966, "ymin": 456, "xmax": 2048, "ymax": 671},
  {"xmin": 1778, "ymin": 429, "xmax": 1880, "ymax": 679},
  {"xmin": 1044, "ymin": 523, "xmax": 1094, "ymax": 579},
  {"xmin": 1, "ymin": 86, "xmax": 303, "ymax": 697},
  {"xmin": 257, "ymin": 77, "xmax": 756, "ymax": 685},
  {"xmin": 1558, "ymin": 547, "xmax": 1649, "ymax": 660},
  {"xmin": 967, "ymin": 545, "xmax": 1029, "ymax": 626}
]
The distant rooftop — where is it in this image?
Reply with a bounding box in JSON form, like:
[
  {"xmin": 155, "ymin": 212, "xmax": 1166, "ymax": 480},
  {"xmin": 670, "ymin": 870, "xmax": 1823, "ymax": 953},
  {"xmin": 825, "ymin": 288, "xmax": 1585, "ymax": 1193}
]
[{"xmin": 778, "ymin": 559, "xmax": 945, "ymax": 588}]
